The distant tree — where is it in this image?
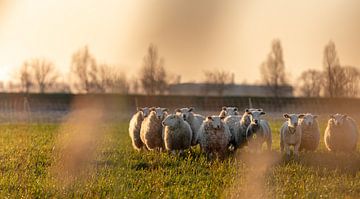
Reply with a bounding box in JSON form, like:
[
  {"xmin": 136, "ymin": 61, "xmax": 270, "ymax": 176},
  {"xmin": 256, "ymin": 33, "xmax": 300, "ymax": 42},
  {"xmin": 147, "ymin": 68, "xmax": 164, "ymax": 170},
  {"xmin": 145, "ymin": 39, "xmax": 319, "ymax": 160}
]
[
  {"xmin": 98, "ymin": 65, "xmax": 129, "ymax": 94},
  {"xmin": 203, "ymin": 69, "xmax": 235, "ymax": 96},
  {"xmin": 139, "ymin": 44, "xmax": 168, "ymax": 95},
  {"xmin": 71, "ymin": 46, "xmax": 100, "ymax": 93},
  {"xmin": 260, "ymin": 39, "xmax": 287, "ymax": 97},
  {"xmin": 323, "ymin": 41, "xmax": 345, "ymax": 97},
  {"xmin": 29, "ymin": 59, "xmax": 58, "ymax": 93},
  {"xmin": 19, "ymin": 62, "xmax": 33, "ymax": 93},
  {"xmin": 342, "ymin": 66, "xmax": 360, "ymax": 97},
  {"xmin": 298, "ymin": 69, "xmax": 323, "ymax": 97}
]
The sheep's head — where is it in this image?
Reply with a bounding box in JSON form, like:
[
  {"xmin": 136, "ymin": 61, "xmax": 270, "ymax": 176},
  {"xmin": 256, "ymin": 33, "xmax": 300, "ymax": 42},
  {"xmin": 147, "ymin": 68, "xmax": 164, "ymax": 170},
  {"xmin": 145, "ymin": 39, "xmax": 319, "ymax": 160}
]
[
  {"xmin": 150, "ymin": 107, "xmax": 168, "ymax": 120},
  {"xmin": 300, "ymin": 113, "xmax": 317, "ymax": 126},
  {"xmin": 162, "ymin": 114, "xmax": 181, "ymax": 127},
  {"xmin": 284, "ymin": 114, "xmax": 304, "ymax": 129},
  {"xmin": 137, "ymin": 107, "xmax": 150, "ymax": 117},
  {"xmin": 247, "ymin": 109, "xmax": 265, "ymax": 126},
  {"xmin": 175, "ymin": 107, "xmax": 194, "ymax": 121},
  {"xmin": 206, "ymin": 115, "xmax": 224, "ymax": 130},
  {"xmin": 329, "ymin": 114, "xmax": 347, "ymax": 126},
  {"xmin": 219, "ymin": 106, "xmax": 239, "ymax": 117}
]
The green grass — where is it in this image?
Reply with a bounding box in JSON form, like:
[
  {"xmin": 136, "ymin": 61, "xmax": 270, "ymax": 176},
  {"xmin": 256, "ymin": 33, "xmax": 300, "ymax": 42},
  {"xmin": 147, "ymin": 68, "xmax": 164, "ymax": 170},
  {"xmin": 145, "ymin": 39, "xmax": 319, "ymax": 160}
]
[{"xmin": 0, "ymin": 121, "xmax": 360, "ymax": 198}]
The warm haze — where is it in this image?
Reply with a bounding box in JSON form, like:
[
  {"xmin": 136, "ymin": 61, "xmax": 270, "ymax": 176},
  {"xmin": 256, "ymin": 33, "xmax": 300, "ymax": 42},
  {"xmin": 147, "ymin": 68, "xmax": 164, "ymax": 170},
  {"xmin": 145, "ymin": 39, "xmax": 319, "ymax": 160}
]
[{"xmin": 0, "ymin": 0, "xmax": 359, "ymax": 84}]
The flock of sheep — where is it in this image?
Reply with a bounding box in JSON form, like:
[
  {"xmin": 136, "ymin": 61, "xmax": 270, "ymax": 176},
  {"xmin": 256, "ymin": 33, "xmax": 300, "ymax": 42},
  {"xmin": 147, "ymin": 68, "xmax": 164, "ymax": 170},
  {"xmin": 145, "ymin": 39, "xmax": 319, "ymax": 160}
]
[{"xmin": 129, "ymin": 106, "xmax": 359, "ymax": 160}]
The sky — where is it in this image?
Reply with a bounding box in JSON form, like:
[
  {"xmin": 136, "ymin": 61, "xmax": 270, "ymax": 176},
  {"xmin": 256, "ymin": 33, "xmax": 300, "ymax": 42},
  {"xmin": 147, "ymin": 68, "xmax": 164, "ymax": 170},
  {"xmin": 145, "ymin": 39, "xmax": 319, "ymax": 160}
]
[{"xmin": 0, "ymin": 0, "xmax": 359, "ymax": 84}]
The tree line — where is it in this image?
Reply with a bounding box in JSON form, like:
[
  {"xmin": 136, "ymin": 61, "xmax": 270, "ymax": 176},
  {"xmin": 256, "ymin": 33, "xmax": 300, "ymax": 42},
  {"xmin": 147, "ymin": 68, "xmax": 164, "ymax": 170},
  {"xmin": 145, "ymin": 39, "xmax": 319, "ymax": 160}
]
[{"xmin": 7, "ymin": 40, "xmax": 360, "ymax": 98}]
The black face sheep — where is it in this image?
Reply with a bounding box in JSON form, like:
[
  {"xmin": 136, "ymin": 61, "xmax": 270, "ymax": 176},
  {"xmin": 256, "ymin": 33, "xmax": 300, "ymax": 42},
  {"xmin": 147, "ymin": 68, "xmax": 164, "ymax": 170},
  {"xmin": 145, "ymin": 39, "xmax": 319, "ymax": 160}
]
[
  {"xmin": 140, "ymin": 107, "xmax": 168, "ymax": 151},
  {"xmin": 128, "ymin": 107, "xmax": 150, "ymax": 151},
  {"xmin": 245, "ymin": 109, "xmax": 272, "ymax": 152},
  {"xmin": 198, "ymin": 116, "xmax": 231, "ymax": 160},
  {"xmin": 175, "ymin": 107, "xmax": 205, "ymax": 146},
  {"xmin": 299, "ymin": 113, "xmax": 320, "ymax": 151},
  {"xmin": 280, "ymin": 114, "xmax": 304, "ymax": 159},
  {"xmin": 324, "ymin": 114, "xmax": 359, "ymax": 152},
  {"xmin": 162, "ymin": 114, "xmax": 193, "ymax": 155}
]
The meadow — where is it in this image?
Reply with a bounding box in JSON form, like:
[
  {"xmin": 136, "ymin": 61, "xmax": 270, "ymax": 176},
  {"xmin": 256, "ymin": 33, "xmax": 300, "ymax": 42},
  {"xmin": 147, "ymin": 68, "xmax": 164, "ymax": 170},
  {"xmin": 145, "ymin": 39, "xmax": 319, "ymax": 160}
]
[{"xmin": 0, "ymin": 120, "xmax": 360, "ymax": 198}]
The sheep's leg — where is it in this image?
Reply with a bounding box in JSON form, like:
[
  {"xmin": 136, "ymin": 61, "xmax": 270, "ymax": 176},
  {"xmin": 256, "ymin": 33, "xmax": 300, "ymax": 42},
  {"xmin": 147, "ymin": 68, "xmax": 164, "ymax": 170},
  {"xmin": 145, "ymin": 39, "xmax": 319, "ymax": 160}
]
[
  {"xmin": 179, "ymin": 150, "xmax": 184, "ymax": 156},
  {"xmin": 284, "ymin": 144, "xmax": 291, "ymax": 162},
  {"xmin": 294, "ymin": 143, "xmax": 300, "ymax": 161},
  {"xmin": 280, "ymin": 139, "xmax": 284, "ymax": 153}
]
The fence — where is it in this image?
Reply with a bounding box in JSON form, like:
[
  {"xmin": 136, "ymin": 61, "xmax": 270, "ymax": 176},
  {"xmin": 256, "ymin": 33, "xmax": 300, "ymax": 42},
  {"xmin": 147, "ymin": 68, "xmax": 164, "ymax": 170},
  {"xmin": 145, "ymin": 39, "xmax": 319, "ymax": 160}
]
[{"xmin": 0, "ymin": 93, "xmax": 360, "ymax": 123}]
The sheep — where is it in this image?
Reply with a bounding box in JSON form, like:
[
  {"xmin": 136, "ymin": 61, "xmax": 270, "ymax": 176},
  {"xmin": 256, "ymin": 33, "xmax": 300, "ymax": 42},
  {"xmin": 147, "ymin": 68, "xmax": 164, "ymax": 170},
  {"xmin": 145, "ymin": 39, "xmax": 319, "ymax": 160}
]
[
  {"xmin": 239, "ymin": 108, "xmax": 263, "ymax": 148},
  {"xmin": 219, "ymin": 106, "xmax": 240, "ymax": 118},
  {"xmin": 219, "ymin": 106, "xmax": 242, "ymax": 150},
  {"xmin": 198, "ymin": 116, "xmax": 231, "ymax": 160},
  {"xmin": 128, "ymin": 107, "xmax": 150, "ymax": 151},
  {"xmin": 324, "ymin": 114, "xmax": 359, "ymax": 152},
  {"xmin": 162, "ymin": 114, "xmax": 193, "ymax": 155},
  {"xmin": 140, "ymin": 107, "xmax": 168, "ymax": 151},
  {"xmin": 175, "ymin": 107, "xmax": 205, "ymax": 146},
  {"xmin": 245, "ymin": 109, "xmax": 272, "ymax": 152},
  {"xmin": 299, "ymin": 113, "xmax": 320, "ymax": 151},
  {"xmin": 280, "ymin": 114, "xmax": 305, "ymax": 159}
]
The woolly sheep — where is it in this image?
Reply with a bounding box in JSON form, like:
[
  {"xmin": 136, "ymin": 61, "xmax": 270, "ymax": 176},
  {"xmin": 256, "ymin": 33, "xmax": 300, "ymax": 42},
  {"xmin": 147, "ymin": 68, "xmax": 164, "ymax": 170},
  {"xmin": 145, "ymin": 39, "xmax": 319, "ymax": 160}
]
[
  {"xmin": 162, "ymin": 114, "xmax": 193, "ymax": 155},
  {"xmin": 299, "ymin": 113, "xmax": 320, "ymax": 151},
  {"xmin": 140, "ymin": 107, "xmax": 168, "ymax": 151},
  {"xmin": 239, "ymin": 108, "xmax": 263, "ymax": 148},
  {"xmin": 198, "ymin": 116, "xmax": 231, "ymax": 160},
  {"xmin": 280, "ymin": 114, "xmax": 305, "ymax": 159},
  {"xmin": 324, "ymin": 114, "xmax": 359, "ymax": 152},
  {"xmin": 245, "ymin": 109, "xmax": 272, "ymax": 152},
  {"xmin": 175, "ymin": 107, "xmax": 205, "ymax": 146},
  {"xmin": 129, "ymin": 107, "xmax": 150, "ymax": 151},
  {"xmin": 219, "ymin": 106, "xmax": 240, "ymax": 118}
]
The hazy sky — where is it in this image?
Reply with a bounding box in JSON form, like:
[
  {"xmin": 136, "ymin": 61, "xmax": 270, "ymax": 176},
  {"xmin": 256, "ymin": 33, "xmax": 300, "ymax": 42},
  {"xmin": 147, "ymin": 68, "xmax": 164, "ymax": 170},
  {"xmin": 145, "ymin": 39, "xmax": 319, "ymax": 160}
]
[{"xmin": 0, "ymin": 0, "xmax": 359, "ymax": 84}]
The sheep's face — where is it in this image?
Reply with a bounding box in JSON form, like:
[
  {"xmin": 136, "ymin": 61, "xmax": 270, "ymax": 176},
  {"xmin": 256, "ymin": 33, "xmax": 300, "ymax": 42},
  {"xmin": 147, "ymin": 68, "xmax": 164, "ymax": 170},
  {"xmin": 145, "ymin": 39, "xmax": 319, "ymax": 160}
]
[
  {"xmin": 300, "ymin": 114, "xmax": 317, "ymax": 126},
  {"xmin": 162, "ymin": 114, "xmax": 181, "ymax": 127},
  {"xmin": 284, "ymin": 114, "xmax": 304, "ymax": 128},
  {"xmin": 151, "ymin": 107, "xmax": 168, "ymax": 120},
  {"xmin": 247, "ymin": 109, "xmax": 265, "ymax": 126},
  {"xmin": 137, "ymin": 107, "xmax": 150, "ymax": 117},
  {"xmin": 329, "ymin": 114, "xmax": 347, "ymax": 126},
  {"xmin": 175, "ymin": 107, "xmax": 194, "ymax": 121},
  {"xmin": 206, "ymin": 116, "xmax": 224, "ymax": 130},
  {"xmin": 220, "ymin": 106, "xmax": 239, "ymax": 117}
]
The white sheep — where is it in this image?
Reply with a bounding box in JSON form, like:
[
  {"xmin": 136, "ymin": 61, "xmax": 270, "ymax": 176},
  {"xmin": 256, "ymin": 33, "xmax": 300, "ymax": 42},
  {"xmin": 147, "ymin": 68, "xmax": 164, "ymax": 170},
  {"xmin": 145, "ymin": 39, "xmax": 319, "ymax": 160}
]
[
  {"xmin": 219, "ymin": 106, "xmax": 240, "ymax": 118},
  {"xmin": 162, "ymin": 114, "xmax": 193, "ymax": 155},
  {"xmin": 239, "ymin": 108, "xmax": 263, "ymax": 148},
  {"xmin": 175, "ymin": 107, "xmax": 205, "ymax": 146},
  {"xmin": 140, "ymin": 107, "xmax": 168, "ymax": 151},
  {"xmin": 280, "ymin": 114, "xmax": 305, "ymax": 159},
  {"xmin": 245, "ymin": 109, "xmax": 272, "ymax": 152},
  {"xmin": 128, "ymin": 107, "xmax": 150, "ymax": 151},
  {"xmin": 299, "ymin": 113, "xmax": 320, "ymax": 151},
  {"xmin": 198, "ymin": 115, "xmax": 231, "ymax": 160},
  {"xmin": 324, "ymin": 114, "xmax": 359, "ymax": 152}
]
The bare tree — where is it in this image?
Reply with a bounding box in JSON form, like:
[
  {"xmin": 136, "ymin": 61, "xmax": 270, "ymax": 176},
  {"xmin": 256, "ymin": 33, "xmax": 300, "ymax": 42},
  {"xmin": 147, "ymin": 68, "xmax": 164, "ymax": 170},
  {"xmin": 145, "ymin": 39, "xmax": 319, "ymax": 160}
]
[
  {"xmin": 98, "ymin": 65, "xmax": 129, "ymax": 94},
  {"xmin": 71, "ymin": 46, "xmax": 100, "ymax": 93},
  {"xmin": 323, "ymin": 41, "xmax": 344, "ymax": 97},
  {"xmin": 342, "ymin": 66, "xmax": 360, "ymax": 97},
  {"xmin": 19, "ymin": 62, "xmax": 33, "ymax": 93},
  {"xmin": 298, "ymin": 69, "xmax": 323, "ymax": 97},
  {"xmin": 203, "ymin": 69, "xmax": 235, "ymax": 96},
  {"xmin": 260, "ymin": 39, "xmax": 287, "ymax": 97},
  {"xmin": 139, "ymin": 44, "xmax": 168, "ymax": 95},
  {"xmin": 28, "ymin": 59, "xmax": 58, "ymax": 93}
]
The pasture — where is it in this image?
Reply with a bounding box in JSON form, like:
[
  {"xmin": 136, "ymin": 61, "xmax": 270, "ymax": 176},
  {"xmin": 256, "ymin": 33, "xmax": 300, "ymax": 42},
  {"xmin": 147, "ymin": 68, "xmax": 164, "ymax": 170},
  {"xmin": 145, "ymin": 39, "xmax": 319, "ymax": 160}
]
[{"xmin": 0, "ymin": 120, "xmax": 360, "ymax": 198}]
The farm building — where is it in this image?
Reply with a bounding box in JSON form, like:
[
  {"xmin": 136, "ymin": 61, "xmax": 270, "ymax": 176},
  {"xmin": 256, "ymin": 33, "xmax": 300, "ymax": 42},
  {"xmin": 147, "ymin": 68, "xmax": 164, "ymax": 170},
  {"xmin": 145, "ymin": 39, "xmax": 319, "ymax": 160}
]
[{"xmin": 168, "ymin": 83, "xmax": 293, "ymax": 97}]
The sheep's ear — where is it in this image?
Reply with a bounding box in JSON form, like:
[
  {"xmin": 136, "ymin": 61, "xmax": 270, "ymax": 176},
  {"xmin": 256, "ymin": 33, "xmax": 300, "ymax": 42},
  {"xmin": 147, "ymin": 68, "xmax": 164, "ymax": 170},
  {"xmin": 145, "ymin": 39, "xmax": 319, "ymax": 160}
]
[
  {"xmin": 222, "ymin": 106, "xmax": 227, "ymax": 111},
  {"xmin": 258, "ymin": 108, "xmax": 263, "ymax": 111},
  {"xmin": 188, "ymin": 107, "xmax": 194, "ymax": 112},
  {"xmin": 342, "ymin": 115, "xmax": 347, "ymax": 119},
  {"xmin": 329, "ymin": 114, "xmax": 335, "ymax": 119},
  {"xmin": 245, "ymin": 108, "xmax": 250, "ymax": 113},
  {"xmin": 283, "ymin": 114, "xmax": 290, "ymax": 118},
  {"xmin": 298, "ymin": 114, "xmax": 305, "ymax": 118},
  {"xmin": 313, "ymin": 115, "xmax": 318, "ymax": 119},
  {"xmin": 207, "ymin": 116, "xmax": 213, "ymax": 121},
  {"xmin": 175, "ymin": 108, "xmax": 181, "ymax": 112},
  {"xmin": 220, "ymin": 116, "xmax": 226, "ymax": 120},
  {"xmin": 260, "ymin": 111, "xmax": 266, "ymax": 115},
  {"xmin": 137, "ymin": 107, "xmax": 142, "ymax": 112},
  {"xmin": 163, "ymin": 108, "xmax": 168, "ymax": 112},
  {"xmin": 234, "ymin": 107, "xmax": 238, "ymax": 111},
  {"xmin": 150, "ymin": 107, "xmax": 156, "ymax": 111}
]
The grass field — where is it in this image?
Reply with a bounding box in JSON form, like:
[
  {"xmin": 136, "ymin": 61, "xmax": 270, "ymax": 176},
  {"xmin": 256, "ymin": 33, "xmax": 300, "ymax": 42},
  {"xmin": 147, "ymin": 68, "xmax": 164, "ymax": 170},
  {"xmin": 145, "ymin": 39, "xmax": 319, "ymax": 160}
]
[{"xmin": 0, "ymin": 121, "xmax": 360, "ymax": 198}]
